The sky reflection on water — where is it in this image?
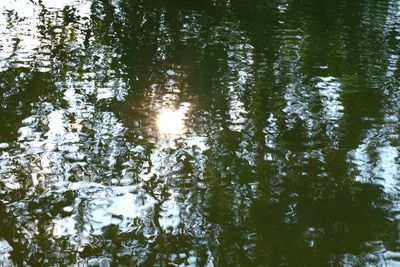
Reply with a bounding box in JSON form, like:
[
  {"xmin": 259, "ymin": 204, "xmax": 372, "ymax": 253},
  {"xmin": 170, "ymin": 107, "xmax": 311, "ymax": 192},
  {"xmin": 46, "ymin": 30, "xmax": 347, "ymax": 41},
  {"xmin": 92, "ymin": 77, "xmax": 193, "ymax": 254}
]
[{"xmin": 0, "ymin": 0, "xmax": 400, "ymax": 266}]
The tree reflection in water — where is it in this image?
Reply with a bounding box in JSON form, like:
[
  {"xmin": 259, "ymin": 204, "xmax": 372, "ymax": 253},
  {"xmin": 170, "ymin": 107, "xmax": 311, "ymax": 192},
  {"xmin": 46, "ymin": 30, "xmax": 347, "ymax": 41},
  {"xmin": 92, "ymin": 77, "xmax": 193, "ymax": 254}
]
[{"xmin": 0, "ymin": 0, "xmax": 400, "ymax": 266}]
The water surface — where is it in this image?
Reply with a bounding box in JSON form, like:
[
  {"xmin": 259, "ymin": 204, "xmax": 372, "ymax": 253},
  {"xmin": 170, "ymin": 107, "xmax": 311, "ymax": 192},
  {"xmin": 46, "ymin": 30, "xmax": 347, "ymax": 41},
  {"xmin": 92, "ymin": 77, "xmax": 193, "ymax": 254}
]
[{"xmin": 0, "ymin": 0, "xmax": 400, "ymax": 266}]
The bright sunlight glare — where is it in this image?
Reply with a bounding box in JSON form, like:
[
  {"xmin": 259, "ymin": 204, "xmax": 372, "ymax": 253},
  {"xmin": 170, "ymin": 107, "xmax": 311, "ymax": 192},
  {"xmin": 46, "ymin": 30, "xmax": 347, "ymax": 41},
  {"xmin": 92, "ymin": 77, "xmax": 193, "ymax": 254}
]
[{"xmin": 157, "ymin": 108, "xmax": 186, "ymax": 136}]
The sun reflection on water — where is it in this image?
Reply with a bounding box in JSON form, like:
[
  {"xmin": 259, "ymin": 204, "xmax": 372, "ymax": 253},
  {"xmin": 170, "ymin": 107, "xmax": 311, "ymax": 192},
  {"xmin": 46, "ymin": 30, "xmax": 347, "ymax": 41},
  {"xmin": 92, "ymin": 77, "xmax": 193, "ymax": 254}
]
[{"xmin": 156, "ymin": 108, "xmax": 187, "ymax": 136}]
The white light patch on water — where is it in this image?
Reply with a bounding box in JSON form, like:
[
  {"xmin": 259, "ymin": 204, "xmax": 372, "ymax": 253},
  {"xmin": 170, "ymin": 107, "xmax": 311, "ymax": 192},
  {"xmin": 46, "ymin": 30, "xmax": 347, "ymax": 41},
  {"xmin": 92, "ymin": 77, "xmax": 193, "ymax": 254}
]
[
  {"xmin": 0, "ymin": 0, "xmax": 39, "ymax": 71},
  {"xmin": 63, "ymin": 206, "xmax": 74, "ymax": 213},
  {"xmin": 227, "ymin": 85, "xmax": 248, "ymax": 132},
  {"xmin": 350, "ymin": 134, "xmax": 399, "ymax": 192},
  {"xmin": 386, "ymin": 54, "xmax": 399, "ymax": 77},
  {"xmin": 53, "ymin": 216, "xmax": 77, "ymax": 238},
  {"xmin": 0, "ymin": 239, "xmax": 12, "ymax": 254},
  {"xmin": 41, "ymin": 0, "xmax": 90, "ymax": 14},
  {"xmin": 375, "ymin": 145, "xmax": 399, "ymax": 190},
  {"xmin": 53, "ymin": 217, "xmax": 77, "ymax": 238},
  {"xmin": 51, "ymin": 183, "xmax": 157, "ymax": 238},
  {"xmin": 185, "ymin": 136, "xmax": 209, "ymax": 153},
  {"xmin": 47, "ymin": 110, "xmax": 67, "ymax": 135},
  {"xmin": 109, "ymin": 193, "xmax": 155, "ymax": 218},
  {"xmin": 225, "ymin": 42, "xmax": 254, "ymax": 133},
  {"xmin": 0, "ymin": 239, "xmax": 13, "ymax": 265},
  {"xmin": 0, "ymin": 143, "xmax": 9, "ymax": 149},
  {"xmin": 0, "ymin": 0, "xmax": 91, "ymax": 71},
  {"xmin": 351, "ymin": 141, "xmax": 371, "ymax": 182},
  {"xmin": 159, "ymin": 199, "xmax": 181, "ymax": 233},
  {"xmin": 0, "ymin": 0, "xmax": 35, "ymax": 17},
  {"xmin": 87, "ymin": 198, "xmax": 112, "ymax": 235},
  {"xmin": 315, "ymin": 76, "xmax": 344, "ymax": 121},
  {"xmin": 278, "ymin": 2, "xmax": 288, "ymax": 13},
  {"xmin": 97, "ymin": 87, "xmax": 116, "ymax": 100}
]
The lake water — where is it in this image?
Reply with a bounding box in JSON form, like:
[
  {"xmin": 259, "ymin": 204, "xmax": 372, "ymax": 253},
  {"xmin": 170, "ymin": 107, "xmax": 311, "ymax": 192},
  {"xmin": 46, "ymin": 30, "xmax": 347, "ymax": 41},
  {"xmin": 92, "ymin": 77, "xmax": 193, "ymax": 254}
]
[{"xmin": 0, "ymin": 0, "xmax": 399, "ymax": 266}]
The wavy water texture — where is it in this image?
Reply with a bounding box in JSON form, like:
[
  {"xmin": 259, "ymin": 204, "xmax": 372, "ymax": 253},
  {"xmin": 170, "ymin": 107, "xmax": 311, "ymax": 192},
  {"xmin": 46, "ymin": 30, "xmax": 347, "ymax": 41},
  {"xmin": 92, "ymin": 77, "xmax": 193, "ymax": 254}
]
[{"xmin": 0, "ymin": 0, "xmax": 400, "ymax": 266}]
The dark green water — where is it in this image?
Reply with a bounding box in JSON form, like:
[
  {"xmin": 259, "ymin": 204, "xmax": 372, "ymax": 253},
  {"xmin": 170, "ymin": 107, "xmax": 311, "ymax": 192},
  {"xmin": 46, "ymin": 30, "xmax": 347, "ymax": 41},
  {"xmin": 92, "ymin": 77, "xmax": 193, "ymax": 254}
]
[{"xmin": 0, "ymin": 0, "xmax": 399, "ymax": 266}]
